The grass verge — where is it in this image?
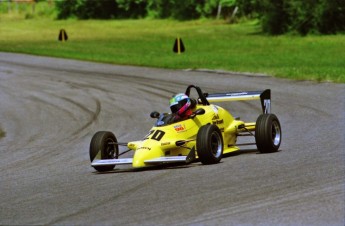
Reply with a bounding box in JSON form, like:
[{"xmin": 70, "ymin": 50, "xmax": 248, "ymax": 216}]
[
  {"xmin": 0, "ymin": 128, "xmax": 5, "ymax": 139},
  {"xmin": 0, "ymin": 18, "xmax": 344, "ymax": 83}
]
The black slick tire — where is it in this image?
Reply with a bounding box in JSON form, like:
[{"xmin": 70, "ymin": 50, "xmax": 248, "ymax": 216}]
[
  {"xmin": 196, "ymin": 124, "xmax": 223, "ymax": 164},
  {"xmin": 255, "ymin": 114, "xmax": 282, "ymax": 153},
  {"xmin": 89, "ymin": 131, "xmax": 118, "ymax": 172}
]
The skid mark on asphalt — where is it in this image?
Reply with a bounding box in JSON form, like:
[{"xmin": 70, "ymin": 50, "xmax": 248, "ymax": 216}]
[
  {"xmin": 58, "ymin": 96, "xmax": 101, "ymax": 136},
  {"xmin": 47, "ymin": 170, "xmax": 172, "ymax": 225}
]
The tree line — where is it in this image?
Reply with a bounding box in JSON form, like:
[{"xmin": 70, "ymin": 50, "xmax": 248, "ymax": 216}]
[{"xmin": 55, "ymin": 0, "xmax": 344, "ymax": 35}]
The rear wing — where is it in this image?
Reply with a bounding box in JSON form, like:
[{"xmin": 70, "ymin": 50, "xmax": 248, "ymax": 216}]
[{"xmin": 205, "ymin": 89, "xmax": 271, "ymax": 114}]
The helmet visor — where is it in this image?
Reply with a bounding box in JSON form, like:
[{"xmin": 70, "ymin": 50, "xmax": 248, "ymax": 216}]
[{"xmin": 170, "ymin": 99, "xmax": 187, "ymax": 114}]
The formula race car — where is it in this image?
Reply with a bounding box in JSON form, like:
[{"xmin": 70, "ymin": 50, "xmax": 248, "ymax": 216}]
[{"xmin": 89, "ymin": 85, "xmax": 281, "ymax": 172}]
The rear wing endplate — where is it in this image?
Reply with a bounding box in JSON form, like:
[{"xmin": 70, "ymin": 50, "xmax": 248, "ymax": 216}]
[{"xmin": 205, "ymin": 89, "xmax": 271, "ymax": 114}]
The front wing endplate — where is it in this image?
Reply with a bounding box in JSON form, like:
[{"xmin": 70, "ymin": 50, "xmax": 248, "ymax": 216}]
[{"xmin": 91, "ymin": 158, "xmax": 133, "ymax": 166}]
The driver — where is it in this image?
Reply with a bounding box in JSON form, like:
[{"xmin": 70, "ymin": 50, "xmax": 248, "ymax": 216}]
[{"xmin": 169, "ymin": 93, "xmax": 195, "ymax": 121}]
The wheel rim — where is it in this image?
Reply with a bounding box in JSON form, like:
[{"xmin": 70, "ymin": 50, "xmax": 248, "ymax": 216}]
[
  {"xmin": 210, "ymin": 131, "xmax": 222, "ymax": 158},
  {"xmin": 272, "ymin": 121, "xmax": 281, "ymax": 146},
  {"xmin": 105, "ymin": 138, "xmax": 116, "ymax": 159}
]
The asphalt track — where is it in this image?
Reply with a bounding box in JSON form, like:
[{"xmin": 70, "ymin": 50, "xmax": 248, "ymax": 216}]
[{"xmin": 0, "ymin": 52, "xmax": 344, "ymax": 225}]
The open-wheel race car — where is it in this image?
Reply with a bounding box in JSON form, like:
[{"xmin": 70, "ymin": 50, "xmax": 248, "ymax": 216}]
[{"xmin": 89, "ymin": 85, "xmax": 282, "ymax": 172}]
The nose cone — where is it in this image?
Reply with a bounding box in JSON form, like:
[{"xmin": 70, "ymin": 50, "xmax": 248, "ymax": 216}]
[{"xmin": 132, "ymin": 140, "xmax": 164, "ymax": 168}]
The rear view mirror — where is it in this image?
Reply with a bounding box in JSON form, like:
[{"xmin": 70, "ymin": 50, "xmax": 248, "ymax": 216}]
[
  {"xmin": 150, "ymin": 111, "xmax": 160, "ymax": 119},
  {"xmin": 194, "ymin": 108, "xmax": 205, "ymax": 115},
  {"xmin": 190, "ymin": 108, "xmax": 205, "ymax": 119}
]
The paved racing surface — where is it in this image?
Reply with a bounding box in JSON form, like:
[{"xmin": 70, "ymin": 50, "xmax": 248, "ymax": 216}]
[{"xmin": 0, "ymin": 52, "xmax": 344, "ymax": 225}]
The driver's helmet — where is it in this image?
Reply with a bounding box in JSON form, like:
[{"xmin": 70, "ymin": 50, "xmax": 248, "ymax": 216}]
[{"xmin": 170, "ymin": 93, "xmax": 191, "ymax": 116}]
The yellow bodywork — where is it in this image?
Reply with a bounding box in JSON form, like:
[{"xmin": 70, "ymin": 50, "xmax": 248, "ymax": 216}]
[{"xmin": 127, "ymin": 104, "xmax": 254, "ymax": 168}]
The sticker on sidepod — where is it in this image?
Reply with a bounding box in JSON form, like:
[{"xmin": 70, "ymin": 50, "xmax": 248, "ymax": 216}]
[
  {"xmin": 212, "ymin": 114, "xmax": 220, "ymax": 120},
  {"xmin": 174, "ymin": 124, "xmax": 186, "ymax": 133},
  {"xmin": 212, "ymin": 105, "xmax": 219, "ymax": 114},
  {"xmin": 161, "ymin": 142, "xmax": 171, "ymax": 146}
]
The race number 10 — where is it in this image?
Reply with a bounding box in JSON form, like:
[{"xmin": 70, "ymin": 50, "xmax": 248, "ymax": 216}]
[
  {"xmin": 144, "ymin": 130, "xmax": 165, "ymax": 141},
  {"xmin": 264, "ymin": 99, "xmax": 271, "ymax": 114}
]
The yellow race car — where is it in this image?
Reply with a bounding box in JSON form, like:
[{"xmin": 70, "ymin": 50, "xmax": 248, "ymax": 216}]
[{"xmin": 90, "ymin": 85, "xmax": 281, "ymax": 172}]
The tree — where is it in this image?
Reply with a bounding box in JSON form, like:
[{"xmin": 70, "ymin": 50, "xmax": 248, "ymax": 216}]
[
  {"xmin": 258, "ymin": 0, "xmax": 345, "ymax": 35},
  {"xmin": 55, "ymin": 0, "xmax": 146, "ymax": 19},
  {"xmin": 318, "ymin": 0, "xmax": 345, "ymax": 34},
  {"xmin": 54, "ymin": 0, "xmax": 345, "ymax": 34}
]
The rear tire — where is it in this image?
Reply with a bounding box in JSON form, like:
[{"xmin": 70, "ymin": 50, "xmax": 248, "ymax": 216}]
[
  {"xmin": 89, "ymin": 131, "xmax": 118, "ymax": 172},
  {"xmin": 196, "ymin": 124, "xmax": 223, "ymax": 164},
  {"xmin": 255, "ymin": 114, "xmax": 282, "ymax": 153}
]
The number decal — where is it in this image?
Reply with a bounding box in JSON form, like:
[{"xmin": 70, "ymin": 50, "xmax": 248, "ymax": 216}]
[
  {"xmin": 264, "ymin": 99, "xmax": 271, "ymax": 114},
  {"xmin": 151, "ymin": 130, "xmax": 165, "ymax": 141},
  {"xmin": 144, "ymin": 130, "xmax": 165, "ymax": 141},
  {"xmin": 144, "ymin": 130, "xmax": 154, "ymax": 140}
]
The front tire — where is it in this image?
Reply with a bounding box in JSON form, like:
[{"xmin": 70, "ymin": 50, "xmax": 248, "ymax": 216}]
[
  {"xmin": 196, "ymin": 124, "xmax": 223, "ymax": 164},
  {"xmin": 89, "ymin": 131, "xmax": 118, "ymax": 172},
  {"xmin": 255, "ymin": 114, "xmax": 282, "ymax": 153}
]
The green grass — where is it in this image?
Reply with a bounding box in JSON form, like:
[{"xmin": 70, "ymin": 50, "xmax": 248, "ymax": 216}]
[
  {"xmin": 0, "ymin": 128, "xmax": 5, "ymax": 139},
  {"xmin": 0, "ymin": 17, "xmax": 344, "ymax": 83}
]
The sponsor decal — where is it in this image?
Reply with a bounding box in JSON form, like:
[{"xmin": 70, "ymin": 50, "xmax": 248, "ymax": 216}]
[
  {"xmin": 174, "ymin": 124, "xmax": 186, "ymax": 132},
  {"xmin": 212, "ymin": 114, "xmax": 224, "ymax": 125},
  {"xmin": 137, "ymin": 147, "xmax": 151, "ymax": 151},
  {"xmin": 212, "ymin": 105, "xmax": 219, "ymax": 114},
  {"xmin": 212, "ymin": 114, "xmax": 220, "ymax": 120},
  {"xmin": 226, "ymin": 92, "xmax": 248, "ymax": 96},
  {"xmin": 212, "ymin": 119, "xmax": 224, "ymax": 125},
  {"xmin": 161, "ymin": 142, "xmax": 171, "ymax": 146}
]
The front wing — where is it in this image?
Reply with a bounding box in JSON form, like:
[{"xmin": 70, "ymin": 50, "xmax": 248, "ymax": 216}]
[
  {"xmin": 91, "ymin": 156, "xmax": 187, "ymax": 166},
  {"xmin": 91, "ymin": 148, "xmax": 196, "ymax": 167}
]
